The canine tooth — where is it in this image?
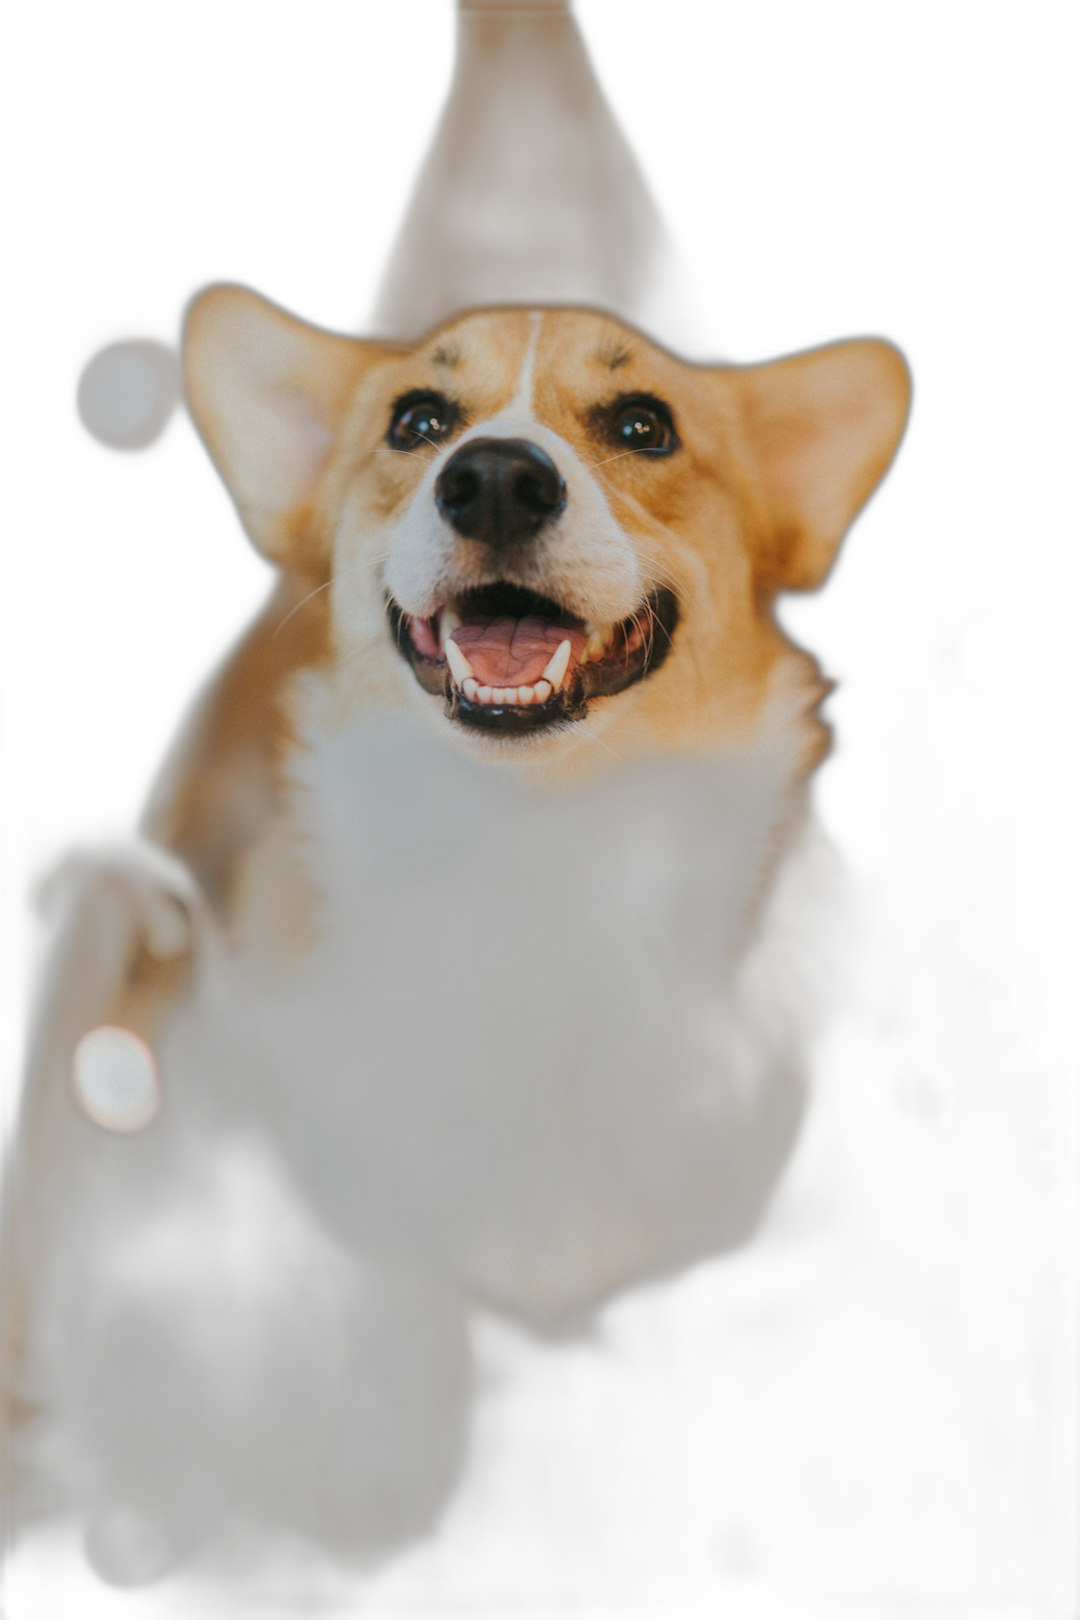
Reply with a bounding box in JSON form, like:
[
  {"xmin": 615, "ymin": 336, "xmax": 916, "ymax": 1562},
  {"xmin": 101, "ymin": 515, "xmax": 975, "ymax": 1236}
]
[
  {"xmin": 439, "ymin": 606, "xmax": 461, "ymax": 646},
  {"xmin": 541, "ymin": 638, "xmax": 572, "ymax": 691},
  {"xmin": 444, "ymin": 637, "xmax": 474, "ymax": 687},
  {"xmin": 517, "ymin": 685, "xmax": 534, "ymax": 705},
  {"xmin": 477, "ymin": 685, "xmax": 493, "ymax": 703},
  {"xmin": 533, "ymin": 678, "xmax": 553, "ymax": 703}
]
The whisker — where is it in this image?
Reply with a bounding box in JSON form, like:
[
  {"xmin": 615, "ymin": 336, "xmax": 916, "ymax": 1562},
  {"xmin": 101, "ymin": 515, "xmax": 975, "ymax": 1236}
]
[
  {"xmin": 642, "ymin": 599, "xmax": 658, "ymax": 671},
  {"xmin": 390, "ymin": 430, "xmax": 446, "ymax": 456},
  {"xmin": 645, "ymin": 569, "xmax": 681, "ymax": 600},
  {"xmin": 273, "ymin": 578, "xmax": 335, "ymax": 638},
  {"xmin": 639, "ymin": 590, "xmax": 675, "ymax": 674},
  {"xmin": 581, "ymin": 470, "xmax": 684, "ymax": 597},
  {"xmin": 649, "ymin": 596, "xmax": 676, "ymax": 646},
  {"xmin": 336, "ymin": 639, "xmax": 394, "ymax": 680},
  {"xmin": 633, "ymin": 555, "xmax": 683, "ymax": 595},
  {"xmin": 585, "ymin": 447, "xmax": 651, "ymax": 471},
  {"xmin": 588, "ymin": 730, "xmax": 621, "ymax": 763},
  {"xmin": 390, "ymin": 599, "xmax": 411, "ymax": 641}
]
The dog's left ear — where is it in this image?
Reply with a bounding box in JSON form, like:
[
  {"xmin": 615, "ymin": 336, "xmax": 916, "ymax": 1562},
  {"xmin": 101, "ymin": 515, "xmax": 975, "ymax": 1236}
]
[{"xmin": 737, "ymin": 339, "xmax": 911, "ymax": 591}]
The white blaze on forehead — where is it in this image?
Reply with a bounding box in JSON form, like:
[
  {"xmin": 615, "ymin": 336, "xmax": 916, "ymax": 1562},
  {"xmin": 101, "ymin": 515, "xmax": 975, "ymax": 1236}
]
[
  {"xmin": 379, "ymin": 308, "xmax": 643, "ymax": 627},
  {"xmin": 460, "ymin": 311, "xmax": 546, "ymax": 445},
  {"xmin": 509, "ymin": 311, "xmax": 544, "ymax": 416}
]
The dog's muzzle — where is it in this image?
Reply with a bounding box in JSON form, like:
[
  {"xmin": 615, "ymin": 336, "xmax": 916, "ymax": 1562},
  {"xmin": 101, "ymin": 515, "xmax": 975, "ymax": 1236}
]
[{"xmin": 391, "ymin": 435, "xmax": 678, "ymax": 739}]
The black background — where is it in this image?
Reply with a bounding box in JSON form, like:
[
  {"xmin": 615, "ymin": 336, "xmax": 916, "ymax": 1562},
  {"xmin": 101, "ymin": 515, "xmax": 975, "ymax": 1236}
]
[{"xmin": 8, "ymin": 6, "xmax": 1075, "ymax": 1613}]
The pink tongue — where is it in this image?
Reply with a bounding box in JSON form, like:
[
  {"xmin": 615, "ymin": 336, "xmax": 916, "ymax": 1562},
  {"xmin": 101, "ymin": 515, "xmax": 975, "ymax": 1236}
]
[{"xmin": 452, "ymin": 615, "xmax": 585, "ymax": 687}]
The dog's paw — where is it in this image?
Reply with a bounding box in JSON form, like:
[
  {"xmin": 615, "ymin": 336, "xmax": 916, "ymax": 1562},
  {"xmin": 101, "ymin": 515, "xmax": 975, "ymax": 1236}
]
[
  {"xmin": 35, "ymin": 839, "xmax": 204, "ymax": 963},
  {"xmin": 84, "ymin": 1505, "xmax": 179, "ymax": 1588}
]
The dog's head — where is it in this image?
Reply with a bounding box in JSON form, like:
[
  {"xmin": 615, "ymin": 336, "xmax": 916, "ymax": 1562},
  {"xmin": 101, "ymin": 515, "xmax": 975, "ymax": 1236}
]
[{"xmin": 185, "ymin": 290, "xmax": 909, "ymax": 770}]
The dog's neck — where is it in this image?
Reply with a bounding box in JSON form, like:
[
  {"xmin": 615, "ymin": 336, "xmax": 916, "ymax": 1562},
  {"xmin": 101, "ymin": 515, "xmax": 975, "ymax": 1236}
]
[
  {"xmin": 216, "ymin": 670, "xmax": 814, "ymax": 1317},
  {"xmin": 271, "ymin": 656, "xmax": 816, "ymax": 954}
]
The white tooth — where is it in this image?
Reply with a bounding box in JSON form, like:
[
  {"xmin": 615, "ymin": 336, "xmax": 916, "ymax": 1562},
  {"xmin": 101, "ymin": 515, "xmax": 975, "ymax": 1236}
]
[
  {"xmin": 517, "ymin": 685, "xmax": 534, "ymax": 706},
  {"xmin": 439, "ymin": 606, "xmax": 461, "ymax": 647},
  {"xmin": 477, "ymin": 685, "xmax": 493, "ymax": 704},
  {"xmin": 541, "ymin": 638, "xmax": 573, "ymax": 691},
  {"xmin": 533, "ymin": 678, "xmax": 553, "ymax": 704},
  {"xmin": 582, "ymin": 624, "xmax": 609, "ymax": 662},
  {"xmin": 444, "ymin": 637, "xmax": 474, "ymax": 687},
  {"xmin": 495, "ymin": 687, "xmax": 512, "ymax": 705},
  {"xmin": 462, "ymin": 676, "xmax": 479, "ymax": 701}
]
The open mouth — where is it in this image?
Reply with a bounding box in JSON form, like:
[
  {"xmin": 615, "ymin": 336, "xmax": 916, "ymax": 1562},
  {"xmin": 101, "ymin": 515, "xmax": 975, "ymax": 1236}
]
[{"xmin": 388, "ymin": 582, "xmax": 679, "ymax": 736}]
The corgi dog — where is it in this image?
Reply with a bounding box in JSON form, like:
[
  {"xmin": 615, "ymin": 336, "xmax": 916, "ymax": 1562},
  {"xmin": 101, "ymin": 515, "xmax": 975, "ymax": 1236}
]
[
  {"xmin": 167, "ymin": 288, "xmax": 909, "ymax": 1309},
  {"xmin": 3, "ymin": 0, "xmax": 909, "ymax": 1588},
  {"xmin": 6, "ymin": 288, "xmax": 906, "ymax": 1581}
]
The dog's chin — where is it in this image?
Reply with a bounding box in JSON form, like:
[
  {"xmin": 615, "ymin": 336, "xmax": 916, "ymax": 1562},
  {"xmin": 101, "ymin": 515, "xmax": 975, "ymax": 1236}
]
[{"xmin": 387, "ymin": 582, "xmax": 679, "ymax": 743}]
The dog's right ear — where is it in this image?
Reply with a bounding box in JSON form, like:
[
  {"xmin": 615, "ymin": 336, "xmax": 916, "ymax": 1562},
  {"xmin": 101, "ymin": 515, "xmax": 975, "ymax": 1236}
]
[
  {"xmin": 736, "ymin": 338, "xmax": 911, "ymax": 592},
  {"xmin": 184, "ymin": 286, "xmax": 402, "ymax": 567}
]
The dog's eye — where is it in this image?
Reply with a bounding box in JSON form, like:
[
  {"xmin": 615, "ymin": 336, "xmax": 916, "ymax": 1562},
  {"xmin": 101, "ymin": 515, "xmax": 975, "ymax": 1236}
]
[
  {"xmin": 605, "ymin": 395, "xmax": 678, "ymax": 456},
  {"xmin": 388, "ymin": 392, "xmax": 460, "ymax": 451}
]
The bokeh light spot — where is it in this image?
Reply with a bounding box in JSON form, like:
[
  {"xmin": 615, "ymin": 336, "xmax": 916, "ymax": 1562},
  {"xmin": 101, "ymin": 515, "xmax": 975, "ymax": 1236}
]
[
  {"xmin": 72, "ymin": 1025, "xmax": 162, "ymax": 1133},
  {"xmin": 76, "ymin": 339, "xmax": 180, "ymax": 450}
]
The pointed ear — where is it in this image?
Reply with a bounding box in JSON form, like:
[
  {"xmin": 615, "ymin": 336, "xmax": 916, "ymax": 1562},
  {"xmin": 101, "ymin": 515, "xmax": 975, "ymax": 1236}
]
[
  {"xmin": 737, "ymin": 339, "xmax": 911, "ymax": 591},
  {"xmin": 183, "ymin": 285, "xmax": 403, "ymax": 566}
]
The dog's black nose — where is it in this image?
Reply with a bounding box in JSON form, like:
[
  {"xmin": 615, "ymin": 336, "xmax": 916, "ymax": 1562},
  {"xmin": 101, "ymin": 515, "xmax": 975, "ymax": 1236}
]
[{"xmin": 435, "ymin": 437, "xmax": 566, "ymax": 548}]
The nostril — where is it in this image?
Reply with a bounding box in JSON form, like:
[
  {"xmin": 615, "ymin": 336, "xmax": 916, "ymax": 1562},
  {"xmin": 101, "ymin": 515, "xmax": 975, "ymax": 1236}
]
[
  {"xmin": 515, "ymin": 468, "xmax": 566, "ymax": 517},
  {"xmin": 437, "ymin": 464, "xmax": 481, "ymax": 518}
]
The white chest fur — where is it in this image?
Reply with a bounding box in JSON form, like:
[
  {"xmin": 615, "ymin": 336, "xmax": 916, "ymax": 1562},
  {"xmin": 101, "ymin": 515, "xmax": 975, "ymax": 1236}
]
[{"xmin": 224, "ymin": 693, "xmax": 813, "ymax": 1319}]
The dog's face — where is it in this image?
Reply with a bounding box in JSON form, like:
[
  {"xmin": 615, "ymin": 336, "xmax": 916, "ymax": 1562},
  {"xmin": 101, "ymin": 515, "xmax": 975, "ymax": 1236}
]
[{"xmin": 185, "ymin": 291, "xmax": 909, "ymax": 770}]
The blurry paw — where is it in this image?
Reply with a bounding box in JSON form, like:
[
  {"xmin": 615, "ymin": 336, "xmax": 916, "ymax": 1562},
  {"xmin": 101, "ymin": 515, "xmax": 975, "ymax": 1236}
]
[{"xmin": 85, "ymin": 1505, "xmax": 179, "ymax": 1587}]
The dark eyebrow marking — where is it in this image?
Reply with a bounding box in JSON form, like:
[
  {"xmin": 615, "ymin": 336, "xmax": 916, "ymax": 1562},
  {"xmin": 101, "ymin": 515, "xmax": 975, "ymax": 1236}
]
[
  {"xmin": 430, "ymin": 344, "xmax": 461, "ymax": 370},
  {"xmin": 594, "ymin": 339, "xmax": 635, "ymax": 372}
]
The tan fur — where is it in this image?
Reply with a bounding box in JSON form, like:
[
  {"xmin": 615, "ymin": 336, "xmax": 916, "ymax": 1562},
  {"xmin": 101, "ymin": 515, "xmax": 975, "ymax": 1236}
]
[
  {"xmin": 3, "ymin": 293, "xmax": 909, "ymax": 1575},
  {"xmin": 149, "ymin": 296, "xmax": 913, "ymax": 946},
  {"xmin": 2, "ymin": 6, "xmax": 919, "ymax": 1581},
  {"xmin": 141, "ymin": 573, "xmax": 332, "ymax": 915}
]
